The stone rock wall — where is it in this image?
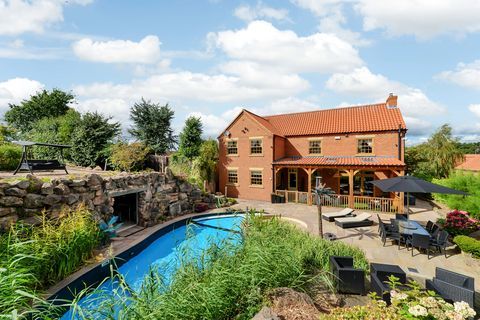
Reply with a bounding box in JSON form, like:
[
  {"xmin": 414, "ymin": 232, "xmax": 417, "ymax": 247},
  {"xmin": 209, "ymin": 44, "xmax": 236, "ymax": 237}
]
[{"xmin": 0, "ymin": 169, "xmax": 212, "ymax": 230}]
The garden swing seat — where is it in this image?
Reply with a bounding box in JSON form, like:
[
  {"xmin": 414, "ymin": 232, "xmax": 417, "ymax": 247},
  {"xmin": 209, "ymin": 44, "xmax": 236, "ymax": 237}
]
[{"xmin": 12, "ymin": 141, "xmax": 71, "ymax": 175}]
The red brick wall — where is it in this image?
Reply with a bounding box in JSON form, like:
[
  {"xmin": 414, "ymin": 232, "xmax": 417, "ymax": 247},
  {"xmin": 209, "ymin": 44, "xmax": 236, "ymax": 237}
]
[
  {"xmin": 218, "ymin": 113, "xmax": 404, "ymax": 202},
  {"xmin": 218, "ymin": 112, "xmax": 274, "ymax": 201},
  {"xmin": 285, "ymin": 131, "xmax": 403, "ymax": 158}
]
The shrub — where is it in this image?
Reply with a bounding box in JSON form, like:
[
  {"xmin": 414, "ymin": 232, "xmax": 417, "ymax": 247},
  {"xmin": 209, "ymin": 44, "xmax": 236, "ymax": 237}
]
[
  {"xmin": 109, "ymin": 142, "xmax": 151, "ymax": 172},
  {"xmin": 439, "ymin": 210, "xmax": 479, "ymax": 236},
  {"xmin": 0, "ymin": 143, "xmax": 22, "ymax": 170},
  {"xmin": 69, "ymin": 214, "xmax": 368, "ymax": 319},
  {"xmin": 453, "ymin": 235, "xmax": 480, "ymax": 258},
  {"xmin": 433, "ymin": 173, "xmax": 480, "ymax": 219},
  {"xmin": 0, "ymin": 206, "xmax": 101, "ymax": 317}
]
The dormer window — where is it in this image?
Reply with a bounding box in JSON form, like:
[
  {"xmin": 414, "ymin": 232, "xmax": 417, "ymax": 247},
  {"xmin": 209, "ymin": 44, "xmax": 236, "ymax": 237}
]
[
  {"xmin": 357, "ymin": 138, "xmax": 373, "ymax": 154},
  {"xmin": 308, "ymin": 140, "xmax": 322, "ymax": 154}
]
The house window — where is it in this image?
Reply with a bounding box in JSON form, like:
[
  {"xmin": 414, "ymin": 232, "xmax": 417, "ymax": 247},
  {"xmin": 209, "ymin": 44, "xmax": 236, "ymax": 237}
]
[
  {"xmin": 357, "ymin": 139, "xmax": 373, "ymax": 154},
  {"xmin": 250, "ymin": 170, "xmax": 263, "ymax": 186},
  {"xmin": 226, "ymin": 140, "xmax": 238, "ymax": 155},
  {"xmin": 250, "ymin": 139, "xmax": 263, "ymax": 154},
  {"xmin": 227, "ymin": 170, "xmax": 238, "ymax": 184},
  {"xmin": 309, "ymin": 140, "xmax": 322, "ymax": 154}
]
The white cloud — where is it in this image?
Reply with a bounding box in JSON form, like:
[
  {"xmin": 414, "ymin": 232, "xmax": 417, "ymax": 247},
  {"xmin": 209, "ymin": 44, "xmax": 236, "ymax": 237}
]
[
  {"xmin": 290, "ymin": 0, "xmax": 370, "ymax": 46},
  {"xmin": 0, "ymin": 77, "xmax": 44, "ymax": 112},
  {"xmin": 468, "ymin": 104, "xmax": 480, "ymax": 118},
  {"xmin": 209, "ymin": 20, "xmax": 363, "ymax": 74},
  {"xmin": 437, "ymin": 60, "xmax": 480, "ymax": 90},
  {"xmin": 189, "ymin": 96, "xmax": 320, "ymax": 136},
  {"xmin": 355, "ymin": 0, "xmax": 480, "ymax": 39},
  {"xmin": 74, "ymin": 69, "xmax": 308, "ymax": 105},
  {"xmin": 76, "ymin": 98, "xmax": 131, "ymax": 124},
  {"xmin": 234, "ymin": 2, "xmax": 290, "ymax": 22},
  {"xmin": 188, "ymin": 107, "xmax": 243, "ymax": 137},
  {"xmin": 403, "ymin": 116, "xmax": 432, "ymax": 136},
  {"xmin": 325, "ymin": 67, "xmax": 445, "ymax": 136},
  {"xmin": 72, "ymin": 35, "xmax": 161, "ymax": 64},
  {"xmin": 0, "ymin": 0, "xmax": 93, "ymax": 36}
]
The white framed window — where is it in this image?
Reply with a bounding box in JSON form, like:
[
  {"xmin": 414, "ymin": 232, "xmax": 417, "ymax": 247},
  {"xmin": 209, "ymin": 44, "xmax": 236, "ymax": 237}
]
[
  {"xmin": 226, "ymin": 140, "xmax": 238, "ymax": 155},
  {"xmin": 308, "ymin": 140, "xmax": 322, "ymax": 154},
  {"xmin": 250, "ymin": 170, "xmax": 263, "ymax": 186},
  {"xmin": 357, "ymin": 139, "xmax": 373, "ymax": 154},
  {"xmin": 250, "ymin": 138, "xmax": 263, "ymax": 154},
  {"xmin": 227, "ymin": 170, "xmax": 238, "ymax": 185}
]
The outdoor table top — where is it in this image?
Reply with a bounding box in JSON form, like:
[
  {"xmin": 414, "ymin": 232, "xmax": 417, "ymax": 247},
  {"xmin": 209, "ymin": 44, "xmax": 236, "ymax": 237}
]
[{"xmin": 395, "ymin": 219, "xmax": 430, "ymax": 236}]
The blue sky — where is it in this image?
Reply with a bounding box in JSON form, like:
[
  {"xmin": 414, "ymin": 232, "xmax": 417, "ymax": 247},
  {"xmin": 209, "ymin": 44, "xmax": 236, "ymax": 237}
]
[{"xmin": 1, "ymin": 0, "xmax": 480, "ymax": 143}]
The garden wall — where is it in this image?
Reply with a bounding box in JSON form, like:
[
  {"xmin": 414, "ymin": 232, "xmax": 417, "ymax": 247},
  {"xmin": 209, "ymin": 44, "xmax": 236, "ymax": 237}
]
[{"xmin": 0, "ymin": 169, "xmax": 212, "ymax": 230}]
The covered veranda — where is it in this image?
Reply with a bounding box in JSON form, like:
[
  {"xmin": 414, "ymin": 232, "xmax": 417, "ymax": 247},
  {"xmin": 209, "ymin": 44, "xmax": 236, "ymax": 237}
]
[{"xmin": 273, "ymin": 156, "xmax": 406, "ymax": 213}]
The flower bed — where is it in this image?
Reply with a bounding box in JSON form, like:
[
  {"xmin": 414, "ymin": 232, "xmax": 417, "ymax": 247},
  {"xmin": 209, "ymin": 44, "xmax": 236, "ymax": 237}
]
[
  {"xmin": 322, "ymin": 276, "xmax": 476, "ymax": 320},
  {"xmin": 438, "ymin": 210, "xmax": 479, "ymax": 237}
]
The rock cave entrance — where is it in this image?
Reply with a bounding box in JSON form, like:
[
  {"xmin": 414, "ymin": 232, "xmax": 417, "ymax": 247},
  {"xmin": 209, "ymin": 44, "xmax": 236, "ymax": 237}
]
[{"xmin": 112, "ymin": 192, "xmax": 139, "ymax": 226}]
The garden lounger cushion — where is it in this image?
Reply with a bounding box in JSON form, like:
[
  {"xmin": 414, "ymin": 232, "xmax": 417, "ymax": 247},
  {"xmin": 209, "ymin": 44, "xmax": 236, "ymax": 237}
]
[
  {"xmin": 322, "ymin": 208, "xmax": 354, "ymax": 222},
  {"xmin": 334, "ymin": 213, "xmax": 373, "ymax": 229},
  {"xmin": 334, "ymin": 212, "xmax": 371, "ymax": 224}
]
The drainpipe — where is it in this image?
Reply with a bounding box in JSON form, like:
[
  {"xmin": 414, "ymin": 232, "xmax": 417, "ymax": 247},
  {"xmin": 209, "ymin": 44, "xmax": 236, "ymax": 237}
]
[
  {"xmin": 398, "ymin": 124, "xmax": 402, "ymax": 161},
  {"xmin": 272, "ymin": 135, "xmax": 276, "ymax": 193}
]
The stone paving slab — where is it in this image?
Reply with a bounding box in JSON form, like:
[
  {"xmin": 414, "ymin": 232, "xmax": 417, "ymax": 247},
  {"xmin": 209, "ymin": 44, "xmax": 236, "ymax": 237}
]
[{"xmin": 218, "ymin": 199, "xmax": 480, "ymax": 292}]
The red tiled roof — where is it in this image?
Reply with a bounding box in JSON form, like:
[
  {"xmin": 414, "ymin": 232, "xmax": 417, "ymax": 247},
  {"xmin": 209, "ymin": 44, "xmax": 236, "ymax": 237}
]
[
  {"xmin": 264, "ymin": 103, "xmax": 406, "ymax": 136},
  {"xmin": 244, "ymin": 110, "xmax": 283, "ymax": 136},
  {"xmin": 273, "ymin": 156, "xmax": 405, "ymax": 167},
  {"xmin": 455, "ymin": 154, "xmax": 480, "ymax": 171}
]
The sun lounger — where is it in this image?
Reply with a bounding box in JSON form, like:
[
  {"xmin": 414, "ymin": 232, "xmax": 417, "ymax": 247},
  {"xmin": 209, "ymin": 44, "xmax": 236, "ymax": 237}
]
[
  {"xmin": 335, "ymin": 212, "xmax": 373, "ymax": 229},
  {"xmin": 322, "ymin": 208, "xmax": 355, "ymax": 222}
]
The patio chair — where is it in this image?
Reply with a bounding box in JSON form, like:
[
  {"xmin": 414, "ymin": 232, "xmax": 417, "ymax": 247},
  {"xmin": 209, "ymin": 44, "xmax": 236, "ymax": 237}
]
[
  {"xmin": 322, "ymin": 208, "xmax": 355, "ymax": 222},
  {"xmin": 429, "ymin": 230, "xmax": 449, "ymax": 258},
  {"xmin": 426, "ymin": 267, "xmax": 475, "ymax": 308},
  {"xmin": 329, "ymin": 256, "xmax": 366, "ymax": 295},
  {"xmin": 370, "ymin": 263, "xmax": 407, "ymax": 305},
  {"xmin": 334, "ymin": 212, "xmax": 373, "ymax": 229},
  {"xmin": 380, "ymin": 223, "xmax": 403, "ymax": 249},
  {"xmin": 395, "ymin": 213, "xmax": 407, "ymax": 220},
  {"xmin": 425, "ymin": 220, "xmax": 435, "ymax": 233},
  {"xmin": 406, "ymin": 233, "xmax": 432, "ymax": 258},
  {"xmin": 429, "ymin": 224, "xmax": 440, "ymax": 236},
  {"xmin": 378, "ymin": 218, "xmax": 394, "ymax": 237}
]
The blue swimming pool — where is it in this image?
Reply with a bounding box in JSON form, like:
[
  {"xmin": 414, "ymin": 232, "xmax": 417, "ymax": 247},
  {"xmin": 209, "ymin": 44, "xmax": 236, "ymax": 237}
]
[{"xmin": 59, "ymin": 214, "xmax": 244, "ymax": 319}]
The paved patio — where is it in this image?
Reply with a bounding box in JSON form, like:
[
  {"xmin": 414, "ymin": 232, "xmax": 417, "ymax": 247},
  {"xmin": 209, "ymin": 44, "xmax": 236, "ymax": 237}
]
[{"xmin": 214, "ymin": 199, "xmax": 480, "ymax": 292}]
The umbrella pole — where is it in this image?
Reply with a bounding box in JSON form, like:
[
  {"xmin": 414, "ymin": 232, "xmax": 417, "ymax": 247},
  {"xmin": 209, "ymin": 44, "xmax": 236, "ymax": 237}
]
[{"xmin": 406, "ymin": 192, "xmax": 410, "ymax": 220}]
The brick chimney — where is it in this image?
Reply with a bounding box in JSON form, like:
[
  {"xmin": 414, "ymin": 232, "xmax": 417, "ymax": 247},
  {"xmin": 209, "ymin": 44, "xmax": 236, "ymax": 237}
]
[{"xmin": 386, "ymin": 93, "xmax": 398, "ymax": 108}]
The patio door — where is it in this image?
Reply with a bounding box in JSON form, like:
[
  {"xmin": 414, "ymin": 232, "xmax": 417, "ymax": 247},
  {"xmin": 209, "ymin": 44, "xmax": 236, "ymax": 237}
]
[{"xmin": 288, "ymin": 168, "xmax": 298, "ymax": 191}]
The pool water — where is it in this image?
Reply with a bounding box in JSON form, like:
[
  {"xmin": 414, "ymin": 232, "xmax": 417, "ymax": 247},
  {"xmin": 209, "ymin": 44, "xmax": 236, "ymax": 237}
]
[{"xmin": 60, "ymin": 214, "xmax": 244, "ymax": 319}]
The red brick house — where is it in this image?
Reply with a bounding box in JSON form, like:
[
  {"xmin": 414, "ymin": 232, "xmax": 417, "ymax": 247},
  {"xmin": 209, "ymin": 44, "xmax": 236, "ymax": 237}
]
[
  {"xmin": 218, "ymin": 94, "xmax": 407, "ymax": 211},
  {"xmin": 455, "ymin": 154, "xmax": 480, "ymax": 172}
]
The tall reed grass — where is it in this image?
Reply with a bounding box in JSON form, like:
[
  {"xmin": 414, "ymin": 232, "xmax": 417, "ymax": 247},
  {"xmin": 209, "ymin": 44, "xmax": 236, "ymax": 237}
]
[
  {"xmin": 69, "ymin": 213, "xmax": 368, "ymax": 320},
  {"xmin": 0, "ymin": 206, "xmax": 101, "ymax": 318}
]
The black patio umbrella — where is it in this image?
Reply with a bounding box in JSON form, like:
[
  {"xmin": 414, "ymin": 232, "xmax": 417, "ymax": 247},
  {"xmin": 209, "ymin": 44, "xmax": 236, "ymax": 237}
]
[{"xmin": 370, "ymin": 175, "xmax": 467, "ymax": 219}]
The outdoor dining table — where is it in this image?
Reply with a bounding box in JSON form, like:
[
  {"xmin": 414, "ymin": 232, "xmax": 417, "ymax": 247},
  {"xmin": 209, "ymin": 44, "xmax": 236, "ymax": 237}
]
[{"xmin": 395, "ymin": 219, "xmax": 430, "ymax": 236}]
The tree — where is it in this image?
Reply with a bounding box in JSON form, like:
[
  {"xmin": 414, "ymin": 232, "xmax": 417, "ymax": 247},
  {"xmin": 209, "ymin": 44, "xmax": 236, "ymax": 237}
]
[
  {"xmin": 192, "ymin": 139, "xmax": 218, "ymax": 192},
  {"xmin": 70, "ymin": 112, "xmax": 121, "ymax": 167},
  {"xmin": 4, "ymin": 89, "xmax": 74, "ymax": 133},
  {"xmin": 129, "ymin": 99, "xmax": 176, "ymax": 154},
  {"xmin": 425, "ymin": 124, "xmax": 464, "ymax": 179},
  {"xmin": 178, "ymin": 116, "xmax": 203, "ymax": 160},
  {"xmin": 26, "ymin": 109, "xmax": 81, "ymax": 159}
]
